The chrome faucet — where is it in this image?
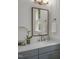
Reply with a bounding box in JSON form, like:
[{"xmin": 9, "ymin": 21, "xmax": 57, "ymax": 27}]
[
  {"xmin": 38, "ymin": 35, "xmax": 46, "ymax": 42},
  {"xmin": 38, "ymin": 35, "xmax": 50, "ymax": 42},
  {"xmin": 41, "ymin": 36, "xmax": 46, "ymax": 41}
]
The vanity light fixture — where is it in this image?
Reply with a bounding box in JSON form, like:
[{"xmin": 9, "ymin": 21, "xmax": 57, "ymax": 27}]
[{"xmin": 34, "ymin": 0, "xmax": 48, "ymax": 5}]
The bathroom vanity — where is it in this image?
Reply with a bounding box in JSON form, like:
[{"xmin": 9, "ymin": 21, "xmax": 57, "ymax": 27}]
[
  {"xmin": 18, "ymin": 0, "xmax": 60, "ymax": 59},
  {"xmin": 18, "ymin": 40, "xmax": 60, "ymax": 59}
]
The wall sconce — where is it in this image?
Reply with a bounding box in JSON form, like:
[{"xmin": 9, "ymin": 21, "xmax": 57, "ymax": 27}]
[{"xmin": 34, "ymin": 0, "xmax": 48, "ymax": 5}]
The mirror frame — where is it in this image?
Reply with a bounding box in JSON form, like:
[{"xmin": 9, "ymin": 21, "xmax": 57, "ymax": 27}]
[{"xmin": 31, "ymin": 7, "xmax": 49, "ymax": 36}]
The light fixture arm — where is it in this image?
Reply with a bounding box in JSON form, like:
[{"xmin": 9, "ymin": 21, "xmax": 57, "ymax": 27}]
[{"xmin": 34, "ymin": 0, "xmax": 48, "ymax": 5}]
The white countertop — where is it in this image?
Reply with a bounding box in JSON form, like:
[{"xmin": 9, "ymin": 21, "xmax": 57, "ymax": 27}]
[{"xmin": 18, "ymin": 39, "xmax": 60, "ymax": 53}]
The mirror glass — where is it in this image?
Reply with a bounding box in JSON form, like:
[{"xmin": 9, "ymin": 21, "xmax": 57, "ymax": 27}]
[{"xmin": 32, "ymin": 7, "xmax": 49, "ymax": 36}]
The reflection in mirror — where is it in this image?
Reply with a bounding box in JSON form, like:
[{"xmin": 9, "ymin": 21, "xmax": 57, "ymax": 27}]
[
  {"xmin": 35, "ymin": 9, "xmax": 40, "ymax": 32},
  {"xmin": 32, "ymin": 7, "xmax": 49, "ymax": 36}
]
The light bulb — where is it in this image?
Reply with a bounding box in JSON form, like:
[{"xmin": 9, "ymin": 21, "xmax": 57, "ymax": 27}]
[{"xmin": 43, "ymin": 0, "xmax": 48, "ymax": 4}]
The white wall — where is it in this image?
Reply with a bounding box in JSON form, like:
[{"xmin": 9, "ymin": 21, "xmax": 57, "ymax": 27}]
[
  {"xmin": 49, "ymin": 0, "xmax": 60, "ymax": 40},
  {"xmin": 18, "ymin": 0, "xmax": 60, "ymax": 42}
]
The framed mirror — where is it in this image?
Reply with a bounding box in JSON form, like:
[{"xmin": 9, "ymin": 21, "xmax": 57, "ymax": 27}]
[{"xmin": 32, "ymin": 7, "xmax": 49, "ymax": 36}]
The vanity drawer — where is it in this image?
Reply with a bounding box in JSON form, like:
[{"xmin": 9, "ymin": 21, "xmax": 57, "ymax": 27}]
[
  {"xmin": 18, "ymin": 49, "xmax": 38, "ymax": 57},
  {"xmin": 39, "ymin": 44, "xmax": 60, "ymax": 54}
]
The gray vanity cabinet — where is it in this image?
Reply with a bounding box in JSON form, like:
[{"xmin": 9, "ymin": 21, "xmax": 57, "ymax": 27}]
[
  {"xmin": 39, "ymin": 44, "xmax": 60, "ymax": 59},
  {"xmin": 18, "ymin": 44, "xmax": 60, "ymax": 59}
]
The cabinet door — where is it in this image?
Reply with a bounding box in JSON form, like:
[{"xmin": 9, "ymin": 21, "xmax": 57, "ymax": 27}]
[
  {"xmin": 48, "ymin": 51, "xmax": 60, "ymax": 59},
  {"xmin": 18, "ymin": 49, "xmax": 38, "ymax": 59},
  {"xmin": 39, "ymin": 44, "xmax": 60, "ymax": 55},
  {"xmin": 18, "ymin": 56, "xmax": 38, "ymax": 59},
  {"xmin": 39, "ymin": 51, "xmax": 60, "ymax": 59}
]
